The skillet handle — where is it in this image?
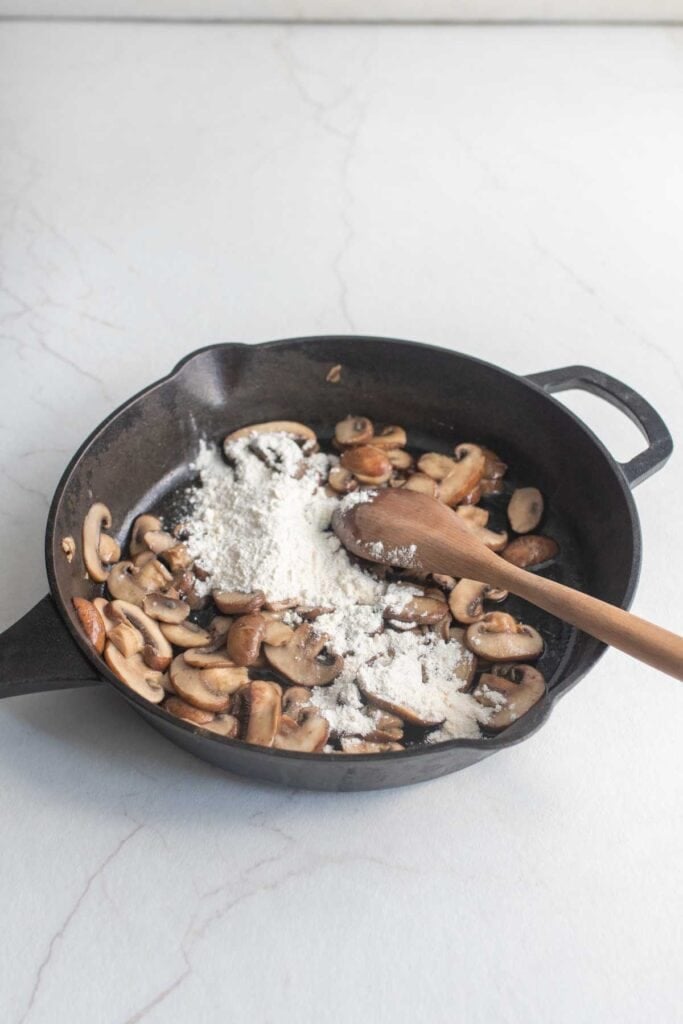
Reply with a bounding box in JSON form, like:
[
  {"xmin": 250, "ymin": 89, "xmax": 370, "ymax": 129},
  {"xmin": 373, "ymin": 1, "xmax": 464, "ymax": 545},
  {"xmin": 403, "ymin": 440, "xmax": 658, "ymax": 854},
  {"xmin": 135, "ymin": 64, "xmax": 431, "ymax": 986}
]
[
  {"xmin": 527, "ymin": 365, "xmax": 673, "ymax": 488},
  {"xmin": 0, "ymin": 596, "xmax": 101, "ymax": 699}
]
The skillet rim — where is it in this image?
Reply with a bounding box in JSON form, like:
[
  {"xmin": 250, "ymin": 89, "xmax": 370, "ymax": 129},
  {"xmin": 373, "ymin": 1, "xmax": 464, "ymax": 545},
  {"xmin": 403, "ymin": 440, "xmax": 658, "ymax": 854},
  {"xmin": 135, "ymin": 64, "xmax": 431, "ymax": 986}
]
[{"xmin": 44, "ymin": 336, "xmax": 641, "ymax": 765}]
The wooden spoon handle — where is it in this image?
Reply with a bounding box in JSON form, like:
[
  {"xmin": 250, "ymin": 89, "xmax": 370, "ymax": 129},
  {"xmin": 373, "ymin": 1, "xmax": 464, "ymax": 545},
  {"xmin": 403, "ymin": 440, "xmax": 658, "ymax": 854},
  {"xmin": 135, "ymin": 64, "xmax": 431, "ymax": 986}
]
[{"xmin": 490, "ymin": 561, "xmax": 683, "ymax": 681}]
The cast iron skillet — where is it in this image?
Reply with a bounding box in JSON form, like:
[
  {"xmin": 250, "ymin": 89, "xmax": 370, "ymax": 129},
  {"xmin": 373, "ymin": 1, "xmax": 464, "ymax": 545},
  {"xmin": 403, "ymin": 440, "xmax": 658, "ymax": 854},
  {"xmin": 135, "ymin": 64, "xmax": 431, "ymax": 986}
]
[{"xmin": 0, "ymin": 337, "xmax": 673, "ymax": 791}]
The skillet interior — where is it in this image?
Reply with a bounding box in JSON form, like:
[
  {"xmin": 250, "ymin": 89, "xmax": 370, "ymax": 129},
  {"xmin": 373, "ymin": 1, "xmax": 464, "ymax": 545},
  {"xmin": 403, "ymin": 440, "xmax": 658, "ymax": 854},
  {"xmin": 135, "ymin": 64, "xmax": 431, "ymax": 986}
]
[{"xmin": 46, "ymin": 337, "xmax": 639, "ymax": 790}]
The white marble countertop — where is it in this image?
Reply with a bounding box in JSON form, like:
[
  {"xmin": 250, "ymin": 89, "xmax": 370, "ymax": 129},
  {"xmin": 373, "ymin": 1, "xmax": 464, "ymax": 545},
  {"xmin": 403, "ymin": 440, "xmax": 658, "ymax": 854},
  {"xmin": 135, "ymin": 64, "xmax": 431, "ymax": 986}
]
[{"xmin": 1, "ymin": 20, "xmax": 682, "ymax": 1024}]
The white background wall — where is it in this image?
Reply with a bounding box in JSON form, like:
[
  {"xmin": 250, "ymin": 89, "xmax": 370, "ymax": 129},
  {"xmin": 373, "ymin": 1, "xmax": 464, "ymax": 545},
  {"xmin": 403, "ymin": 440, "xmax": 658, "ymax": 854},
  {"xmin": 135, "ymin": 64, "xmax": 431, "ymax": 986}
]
[{"xmin": 2, "ymin": 0, "xmax": 683, "ymax": 21}]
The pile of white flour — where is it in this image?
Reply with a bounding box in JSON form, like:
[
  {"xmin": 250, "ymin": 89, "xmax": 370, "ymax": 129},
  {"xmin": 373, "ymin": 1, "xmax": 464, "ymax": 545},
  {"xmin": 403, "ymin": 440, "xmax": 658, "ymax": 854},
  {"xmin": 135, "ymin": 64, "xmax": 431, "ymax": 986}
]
[{"xmin": 184, "ymin": 433, "xmax": 492, "ymax": 742}]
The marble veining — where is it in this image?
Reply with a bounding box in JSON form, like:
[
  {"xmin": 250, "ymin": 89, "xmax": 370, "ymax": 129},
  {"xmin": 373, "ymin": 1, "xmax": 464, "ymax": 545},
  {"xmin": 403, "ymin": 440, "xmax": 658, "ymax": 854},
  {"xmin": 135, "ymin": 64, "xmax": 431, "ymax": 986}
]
[{"xmin": 1, "ymin": 21, "xmax": 682, "ymax": 1024}]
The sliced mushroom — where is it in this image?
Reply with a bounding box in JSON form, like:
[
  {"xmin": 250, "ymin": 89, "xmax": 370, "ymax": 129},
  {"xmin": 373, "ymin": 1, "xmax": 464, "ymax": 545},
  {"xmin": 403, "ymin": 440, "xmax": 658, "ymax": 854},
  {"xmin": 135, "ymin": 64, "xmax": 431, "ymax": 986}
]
[
  {"xmin": 108, "ymin": 620, "xmax": 144, "ymax": 658},
  {"xmin": 264, "ymin": 597, "xmax": 299, "ymax": 612},
  {"xmin": 340, "ymin": 739, "xmax": 404, "ymax": 754},
  {"xmin": 507, "ymin": 487, "xmax": 544, "ymax": 534},
  {"xmin": 334, "ymin": 416, "xmax": 374, "ymax": 447},
  {"xmin": 479, "ymin": 478, "xmax": 505, "ymax": 497},
  {"xmin": 106, "ymin": 561, "xmax": 147, "ymax": 605},
  {"xmin": 130, "ymin": 514, "xmax": 162, "ymax": 557},
  {"xmin": 104, "ymin": 643, "xmax": 165, "ymax": 703},
  {"xmin": 327, "ymin": 466, "xmax": 358, "ymax": 494},
  {"xmin": 82, "ymin": 502, "xmax": 113, "ymax": 583},
  {"xmin": 263, "ymin": 619, "xmax": 295, "ymax": 647},
  {"xmin": 372, "ymin": 425, "xmax": 407, "ymax": 449},
  {"xmin": 244, "ymin": 681, "xmax": 282, "ymax": 747},
  {"xmin": 282, "ymin": 686, "xmax": 312, "ymax": 720},
  {"xmin": 473, "ymin": 663, "xmax": 546, "ymax": 731},
  {"xmin": 340, "ymin": 445, "xmax": 392, "ymax": 485},
  {"xmin": 480, "ymin": 446, "xmax": 507, "ymax": 479},
  {"xmin": 201, "ymin": 713, "xmax": 240, "ymax": 738},
  {"xmin": 160, "ymin": 620, "xmax": 212, "ymax": 648},
  {"xmin": 459, "ymin": 484, "xmax": 482, "ymax": 506},
  {"xmin": 171, "ymin": 569, "xmax": 204, "ymax": 610},
  {"xmin": 169, "ymin": 653, "xmax": 246, "ymax": 712},
  {"xmin": 184, "ymin": 615, "xmax": 233, "ymax": 656},
  {"xmin": 98, "ymin": 534, "xmax": 121, "ymax": 565},
  {"xmin": 455, "ymin": 514, "xmax": 508, "ymax": 553},
  {"xmin": 366, "ymin": 710, "xmax": 404, "ymax": 743},
  {"xmin": 437, "ymin": 444, "xmax": 486, "ymax": 507},
  {"xmin": 465, "ymin": 613, "xmax": 544, "ymax": 661},
  {"xmin": 454, "ymin": 506, "xmax": 489, "ymax": 528},
  {"xmin": 226, "ymin": 613, "xmax": 266, "ymax": 666},
  {"xmin": 326, "ymin": 364, "xmax": 342, "ymax": 384},
  {"xmin": 225, "ymin": 421, "xmax": 317, "ymax": 445},
  {"xmin": 164, "ymin": 696, "xmax": 215, "ymax": 726},
  {"xmin": 134, "ymin": 558, "xmax": 174, "ymax": 592},
  {"xmin": 213, "ymin": 589, "xmax": 266, "ymax": 615},
  {"xmin": 132, "ymin": 550, "xmax": 156, "ymax": 568},
  {"xmin": 109, "ymin": 599, "xmax": 173, "ymax": 671},
  {"xmin": 383, "ymin": 594, "xmax": 447, "ymax": 625},
  {"xmin": 403, "ymin": 473, "xmax": 438, "ymax": 497},
  {"xmin": 417, "ymin": 452, "xmax": 457, "ymax": 481},
  {"xmin": 359, "ymin": 682, "xmax": 444, "ymax": 728},
  {"xmin": 273, "ymin": 709, "xmax": 329, "ymax": 752},
  {"xmin": 386, "ymin": 448, "xmax": 413, "ymax": 471},
  {"xmin": 448, "ymin": 579, "xmax": 490, "ymax": 625},
  {"xmin": 143, "ymin": 529, "xmax": 176, "ymax": 555},
  {"xmin": 142, "ymin": 592, "xmax": 191, "ymax": 624},
  {"xmin": 72, "ymin": 597, "xmax": 106, "ymax": 654},
  {"xmin": 503, "ymin": 534, "xmax": 559, "ymax": 568},
  {"xmin": 264, "ymin": 623, "xmax": 343, "ymax": 687},
  {"xmin": 159, "ymin": 543, "xmax": 193, "ymax": 573},
  {"xmin": 432, "ymin": 573, "xmax": 456, "ymax": 591},
  {"xmin": 183, "ymin": 649, "xmax": 236, "ymax": 668}
]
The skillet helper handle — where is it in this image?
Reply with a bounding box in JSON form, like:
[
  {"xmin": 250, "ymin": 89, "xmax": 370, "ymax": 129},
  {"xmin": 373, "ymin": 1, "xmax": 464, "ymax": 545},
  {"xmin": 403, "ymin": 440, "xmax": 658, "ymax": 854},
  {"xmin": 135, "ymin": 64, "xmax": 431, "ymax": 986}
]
[
  {"xmin": 0, "ymin": 595, "xmax": 101, "ymax": 699},
  {"xmin": 490, "ymin": 560, "xmax": 683, "ymax": 682},
  {"xmin": 527, "ymin": 365, "xmax": 673, "ymax": 487}
]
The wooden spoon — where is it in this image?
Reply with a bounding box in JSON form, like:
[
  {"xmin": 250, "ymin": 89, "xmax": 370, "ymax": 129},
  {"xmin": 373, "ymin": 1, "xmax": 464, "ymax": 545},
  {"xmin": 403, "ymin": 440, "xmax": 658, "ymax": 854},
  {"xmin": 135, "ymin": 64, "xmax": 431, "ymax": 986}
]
[{"xmin": 333, "ymin": 489, "xmax": 683, "ymax": 681}]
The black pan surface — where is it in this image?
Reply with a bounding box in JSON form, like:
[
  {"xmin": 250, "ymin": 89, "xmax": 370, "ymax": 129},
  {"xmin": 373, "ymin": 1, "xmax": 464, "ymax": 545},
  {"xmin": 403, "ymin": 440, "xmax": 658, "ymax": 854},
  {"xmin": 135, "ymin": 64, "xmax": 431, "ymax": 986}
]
[{"xmin": 0, "ymin": 337, "xmax": 673, "ymax": 789}]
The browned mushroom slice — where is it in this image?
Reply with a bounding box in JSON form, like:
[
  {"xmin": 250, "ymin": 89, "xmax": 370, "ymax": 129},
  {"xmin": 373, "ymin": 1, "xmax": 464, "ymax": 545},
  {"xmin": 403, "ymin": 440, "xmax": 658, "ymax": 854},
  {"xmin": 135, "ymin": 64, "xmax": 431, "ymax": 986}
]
[
  {"xmin": 264, "ymin": 623, "xmax": 343, "ymax": 687},
  {"xmin": 183, "ymin": 616, "xmax": 233, "ymax": 658},
  {"xmin": 164, "ymin": 696, "xmax": 215, "ymax": 726},
  {"xmin": 61, "ymin": 536, "xmax": 76, "ymax": 563},
  {"xmin": 82, "ymin": 503, "xmax": 113, "ymax": 583},
  {"xmin": 432, "ymin": 573, "xmax": 456, "ymax": 591},
  {"xmin": 473, "ymin": 663, "xmax": 546, "ymax": 731},
  {"xmin": 274, "ymin": 709, "xmax": 329, "ymax": 752},
  {"xmin": 160, "ymin": 620, "xmax": 212, "ymax": 648},
  {"xmin": 340, "ymin": 739, "xmax": 404, "ymax": 754},
  {"xmin": 453, "ymin": 645, "xmax": 477, "ymax": 691},
  {"xmin": 72, "ymin": 597, "xmax": 106, "ymax": 654},
  {"xmin": 326, "ymin": 364, "xmax": 342, "ymax": 384},
  {"xmin": 142, "ymin": 592, "xmax": 190, "ymax": 624},
  {"xmin": 129, "ymin": 514, "xmax": 162, "ymax": 557},
  {"xmin": 244, "ymin": 681, "xmax": 282, "ymax": 747},
  {"xmin": 108, "ymin": 620, "xmax": 144, "ymax": 658},
  {"xmin": 448, "ymin": 579, "xmax": 489, "ymax": 625},
  {"xmin": 383, "ymin": 594, "xmax": 447, "ymax": 625},
  {"xmin": 226, "ymin": 613, "xmax": 266, "ymax": 667},
  {"xmin": 264, "ymin": 597, "xmax": 299, "ymax": 612},
  {"xmin": 366, "ymin": 710, "xmax": 404, "ymax": 743},
  {"xmin": 327, "ymin": 466, "xmax": 358, "ymax": 494},
  {"xmin": 134, "ymin": 558, "xmax": 174, "ymax": 592},
  {"xmin": 455, "ymin": 514, "xmax": 508, "ymax": 553},
  {"xmin": 143, "ymin": 529, "xmax": 176, "ymax": 555},
  {"xmin": 159, "ymin": 543, "xmax": 193, "ymax": 573},
  {"xmin": 169, "ymin": 654, "xmax": 246, "ymax": 712},
  {"xmin": 465, "ymin": 613, "xmax": 544, "ymax": 661},
  {"xmin": 183, "ymin": 649, "xmax": 236, "ymax": 668},
  {"xmin": 225, "ymin": 420, "xmax": 317, "ymax": 445},
  {"xmin": 417, "ymin": 452, "xmax": 457, "ymax": 481},
  {"xmin": 372, "ymin": 425, "xmax": 407, "ymax": 449},
  {"xmin": 403, "ymin": 473, "xmax": 438, "ymax": 497},
  {"xmin": 454, "ymin": 506, "xmax": 490, "ymax": 529},
  {"xmin": 479, "ymin": 478, "xmax": 505, "ymax": 497},
  {"xmin": 507, "ymin": 487, "xmax": 544, "ymax": 534},
  {"xmin": 104, "ymin": 643, "xmax": 165, "ymax": 703},
  {"xmin": 459, "ymin": 484, "xmax": 482, "ymax": 506},
  {"xmin": 263, "ymin": 619, "xmax": 295, "ymax": 647},
  {"xmin": 98, "ymin": 534, "xmax": 121, "ymax": 565},
  {"xmin": 213, "ymin": 589, "xmax": 266, "ymax": 615},
  {"xmin": 334, "ymin": 416, "xmax": 374, "ymax": 447},
  {"xmin": 502, "ymin": 534, "xmax": 559, "ymax": 568},
  {"xmin": 106, "ymin": 561, "xmax": 147, "ymax": 605},
  {"xmin": 132, "ymin": 551, "xmax": 156, "ymax": 568},
  {"xmin": 340, "ymin": 445, "xmax": 392, "ymax": 485},
  {"xmin": 282, "ymin": 686, "xmax": 313, "ymax": 720},
  {"xmin": 480, "ymin": 446, "xmax": 507, "ymax": 479},
  {"xmin": 202, "ymin": 713, "xmax": 240, "ymax": 738},
  {"xmin": 437, "ymin": 444, "xmax": 486, "ymax": 507},
  {"xmin": 386, "ymin": 448, "xmax": 414, "ymax": 471},
  {"xmin": 171, "ymin": 569, "xmax": 204, "ymax": 610},
  {"xmin": 109, "ymin": 599, "xmax": 173, "ymax": 671},
  {"xmin": 296, "ymin": 605, "xmax": 334, "ymax": 620}
]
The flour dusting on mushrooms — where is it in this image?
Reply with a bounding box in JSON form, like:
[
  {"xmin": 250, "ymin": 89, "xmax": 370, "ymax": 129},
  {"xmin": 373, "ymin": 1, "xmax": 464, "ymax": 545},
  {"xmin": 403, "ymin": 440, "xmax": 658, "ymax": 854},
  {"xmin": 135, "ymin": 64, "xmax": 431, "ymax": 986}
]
[{"xmin": 185, "ymin": 433, "xmax": 491, "ymax": 742}]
